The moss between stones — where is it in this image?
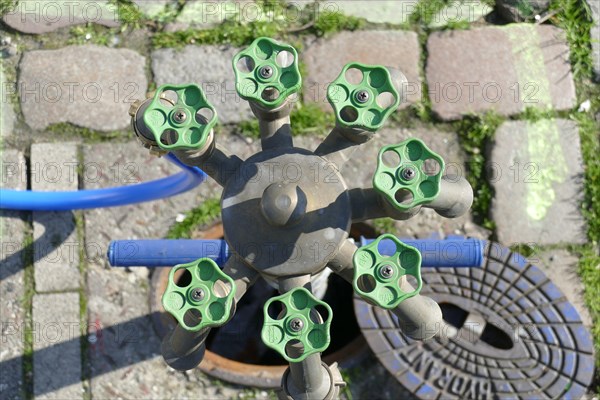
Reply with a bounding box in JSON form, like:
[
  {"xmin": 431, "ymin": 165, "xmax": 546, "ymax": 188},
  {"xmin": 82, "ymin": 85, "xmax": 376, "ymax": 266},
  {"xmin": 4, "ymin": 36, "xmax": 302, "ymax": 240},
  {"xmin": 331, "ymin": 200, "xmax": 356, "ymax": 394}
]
[
  {"xmin": 237, "ymin": 102, "xmax": 335, "ymax": 139},
  {"xmin": 166, "ymin": 198, "xmax": 221, "ymax": 239},
  {"xmin": 151, "ymin": 0, "xmax": 364, "ymax": 49},
  {"xmin": 453, "ymin": 112, "xmax": 504, "ymax": 231},
  {"xmin": 46, "ymin": 123, "xmax": 131, "ymax": 143}
]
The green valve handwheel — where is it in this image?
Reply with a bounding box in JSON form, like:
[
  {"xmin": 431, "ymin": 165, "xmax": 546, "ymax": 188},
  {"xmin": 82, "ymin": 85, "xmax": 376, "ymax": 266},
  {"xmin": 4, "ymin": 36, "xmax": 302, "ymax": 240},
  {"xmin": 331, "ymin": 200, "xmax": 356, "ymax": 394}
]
[
  {"xmin": 143, "ymin": 83, "xmax": 217, "ymax": 151},
  {"xmin": 353, "ymin": 234, "xmax": 423, "ymax": 309},
  {"xmin": 162, "ymin": 258, "xmax": 235, "ymax": 332},
  {"xmin": 327, "ymin": 62, "xmax": 401, "ymax": 131},
  {"xmin": 232, "ymin": 37, "xmax": 302, "ymax": 109},
  {"xmin": 261, "ymin": 288, "xmax": 332, "ymax": 363},
  {"xmin": 373, "ymin": 138, "xmax": 445, "ymax": 211}
]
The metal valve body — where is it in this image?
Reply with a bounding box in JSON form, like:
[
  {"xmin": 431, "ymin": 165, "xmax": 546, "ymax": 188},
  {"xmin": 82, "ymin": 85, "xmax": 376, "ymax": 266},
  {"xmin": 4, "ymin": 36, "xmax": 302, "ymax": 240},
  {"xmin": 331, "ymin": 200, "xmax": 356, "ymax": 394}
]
[{"xmin": 222, "ymin": 148, "xmax": 351, "ymax": 277}]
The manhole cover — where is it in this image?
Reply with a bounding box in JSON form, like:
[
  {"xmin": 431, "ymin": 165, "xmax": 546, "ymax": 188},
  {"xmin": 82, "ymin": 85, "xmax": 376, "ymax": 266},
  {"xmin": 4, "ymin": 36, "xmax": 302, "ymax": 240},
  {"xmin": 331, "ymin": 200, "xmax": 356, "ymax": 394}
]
[{"xmin": 355, "ymin": 242, "xmax": 595, "ymax": 399}]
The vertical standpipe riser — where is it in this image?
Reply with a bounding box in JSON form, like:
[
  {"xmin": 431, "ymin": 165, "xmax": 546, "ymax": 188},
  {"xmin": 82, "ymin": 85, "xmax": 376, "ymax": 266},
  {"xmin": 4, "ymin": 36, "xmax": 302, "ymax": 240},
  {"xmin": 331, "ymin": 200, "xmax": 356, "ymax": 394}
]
[{"xmin": 161, "ymin": 324, "xmax": 210, "ymax": 371}]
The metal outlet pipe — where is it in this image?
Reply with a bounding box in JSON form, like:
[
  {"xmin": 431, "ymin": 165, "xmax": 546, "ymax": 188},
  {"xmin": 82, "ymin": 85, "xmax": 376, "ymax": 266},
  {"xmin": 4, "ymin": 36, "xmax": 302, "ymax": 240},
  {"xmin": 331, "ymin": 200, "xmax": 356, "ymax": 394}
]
[{"xmin": 424, "ymin": 176, "xmax": 474, "ymax": 218}]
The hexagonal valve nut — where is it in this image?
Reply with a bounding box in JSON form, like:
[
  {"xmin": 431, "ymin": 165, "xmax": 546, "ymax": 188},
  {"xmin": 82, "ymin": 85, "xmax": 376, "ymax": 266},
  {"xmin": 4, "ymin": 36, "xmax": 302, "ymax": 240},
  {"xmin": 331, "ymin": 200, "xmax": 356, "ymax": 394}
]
[
  {"xmin": 162, "ymin": 258, "xmax": 236, "ymax": 332},
  {"xmin": 353, "ymin": 234, "xmax": 423, "ymax": 309},
  {"xmin": 261, "ymin": 288, "xmax": 332, "ymax": 362}
]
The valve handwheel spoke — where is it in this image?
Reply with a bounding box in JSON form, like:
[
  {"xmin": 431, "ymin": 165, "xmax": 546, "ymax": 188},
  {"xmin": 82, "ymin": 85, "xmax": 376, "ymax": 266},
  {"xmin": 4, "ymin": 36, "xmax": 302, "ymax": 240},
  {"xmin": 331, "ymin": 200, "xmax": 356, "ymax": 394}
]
[
  {"xmin": 327, "ymin": 62, "xmax": 401, "ymax": 132},
  {"xmin": 353, "ymin": 234, "xmax": 423, "ymax": 309},
  {"xmin": 143, "ymin": 83, "xmax": 218, "ymax": 151},
  {"xmin": 232, "ymin": 37, "xmax": 302, "ymax": 109},
  {"xmin": 261, "ymin": 287, "xmax": 332, "ymax": 362},
  {"xmin": 162, "ymin": 258, "xmax": 236, "ymax": 331},
  {"xmin": 373, "ymin": 138, "xmax": 445, "ymax": 211}
]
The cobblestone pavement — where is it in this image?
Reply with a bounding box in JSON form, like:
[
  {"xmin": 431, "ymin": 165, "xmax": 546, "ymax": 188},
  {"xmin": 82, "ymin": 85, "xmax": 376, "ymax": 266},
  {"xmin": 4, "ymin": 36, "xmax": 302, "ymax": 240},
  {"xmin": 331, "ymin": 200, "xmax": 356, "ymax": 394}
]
[{"xmin": 1, "ymin": 0, "xmax": 598, "ymax": 399}]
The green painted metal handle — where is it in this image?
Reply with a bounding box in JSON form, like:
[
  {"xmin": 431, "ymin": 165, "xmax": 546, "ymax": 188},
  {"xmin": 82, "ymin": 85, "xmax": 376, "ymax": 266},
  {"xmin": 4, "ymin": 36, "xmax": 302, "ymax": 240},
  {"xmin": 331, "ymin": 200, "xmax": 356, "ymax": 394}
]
[
  {"xmin": 353, "ymin": 234, "xmax": 422, "ymax": 309},
  {"xmin": 261, "ymin": 287, "xmax": 332, "ymax": 362},
  {"xmin": 327, "ymin": 62, "xmax": 400, "ymax": 131},
  {"xmin": 162, "ymin": 258, "xmax": 235, "ymax": 332},
  {"xmin": 232, "ymin": 37, "xmax": 302, "ymax": 109},
  {"xmin": 143, "ymin": 84, "xmax": 217, "ymax": 151},
  {"xmin": 373, "ymin": 138, "xmax": 445, "ymax": 211}
]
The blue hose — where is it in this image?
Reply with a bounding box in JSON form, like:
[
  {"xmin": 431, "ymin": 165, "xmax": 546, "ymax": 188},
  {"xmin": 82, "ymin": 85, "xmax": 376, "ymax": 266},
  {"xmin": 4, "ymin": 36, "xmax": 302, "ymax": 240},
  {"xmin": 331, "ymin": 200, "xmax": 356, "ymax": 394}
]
[
  {"xmin": 0, "ymin": 154, "xmax": 207, "ymax": 211},
  {"xmin": 108, "ymin": 237, "xmax": 484, "ymax": 269}
]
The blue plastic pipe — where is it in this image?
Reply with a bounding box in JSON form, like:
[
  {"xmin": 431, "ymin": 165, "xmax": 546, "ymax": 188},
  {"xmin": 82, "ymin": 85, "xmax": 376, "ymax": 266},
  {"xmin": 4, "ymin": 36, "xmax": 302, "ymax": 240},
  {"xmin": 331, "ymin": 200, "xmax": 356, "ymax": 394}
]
[
  {"xmin": 108, "ymin": 237, "xmax": 484, "ymax": 269},
  {"xmin": 0, "ymin": 154, "xmax": 207, "ymax": 211}
]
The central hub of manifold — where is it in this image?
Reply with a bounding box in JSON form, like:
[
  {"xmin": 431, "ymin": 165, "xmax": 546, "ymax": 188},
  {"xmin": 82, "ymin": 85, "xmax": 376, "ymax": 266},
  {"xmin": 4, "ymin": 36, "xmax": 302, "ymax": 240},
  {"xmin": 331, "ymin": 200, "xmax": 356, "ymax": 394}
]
[
  {"xmin": 260, "ymin": 182, "xmax": 307, "ymax": 227},
  {"xmin": 221, "ymin": 148, "xmax": 352, "ymax": 278}
]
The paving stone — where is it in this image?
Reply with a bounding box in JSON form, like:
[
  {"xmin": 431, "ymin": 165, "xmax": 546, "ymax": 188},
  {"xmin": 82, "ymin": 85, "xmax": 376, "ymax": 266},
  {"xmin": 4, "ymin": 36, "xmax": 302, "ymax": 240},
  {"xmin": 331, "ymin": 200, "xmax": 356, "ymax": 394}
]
[
  {"xmin": 152, "ymin": 45, "xmax": 253, "ymax": 124},
  {"xmin": 18, "ymin": 45, "xmax": 147, "ymax": 131},
  {"xmin": 534, "ymin": 249, "xmax": 592, "ymax": 328},
  {"xmin": 428, "ymin": 0, "xmax": 492, "ymax": 28},
  {"xmin": 1, "ymin": 63, "xmax": 16, "ymax": 140},
  {"xmin": 131, "ymin": 0, "xmax": 172, "ymax": 18},
  {"xmin": 2, "ymin": 0, "xmax": 119, "ymax": 34},
  {"xmin": 0, "ymin": 149, "xmax": 27, "ymax": 400},
  {"xmin": 490, "ymin": 119, "xmax": 587, "ymax": 245},
  {"xmin": 426, "ymin": 25, "xmax": 576, "ymax": 121},
  {"xmin": 588, "ymin": 0, "xmax": 600, "ymax": 81},
  {"xmin": 164, "ymin": 0, "xmax": 253, "ymax": 31},
  {"xmin": 32, "ymin": 292, "xmax": 82, "ymax": 399},
  {"xmin": 302, "ymin": 30, "xmax": 422, "ymax": 109},
  {"xmin": 342, "ymin": 124, "xmax": 490, "ymax": 239},
  {"xmin": 31, "ymin": 143, "xmax": 80, "ymax": 292},
  {"xmin": 331, "ymin": 0, "xmax": 418, "ymax": 25},
  {"xmin": 496, "ymin": 0, "xmax": 550, "ymax": 22}
]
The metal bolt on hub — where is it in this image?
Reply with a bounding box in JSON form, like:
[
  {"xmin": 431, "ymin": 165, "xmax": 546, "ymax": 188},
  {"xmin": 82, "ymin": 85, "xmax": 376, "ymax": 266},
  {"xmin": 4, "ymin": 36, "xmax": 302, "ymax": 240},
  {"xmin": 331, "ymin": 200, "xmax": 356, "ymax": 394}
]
[
  {"xmin": 260, "ymin": 66, "xmax": 274, "ymax": 79},
  {"xmin": 173, "ymin": 109, "xmax": 187, "ymax": 123},
  {"xmin": 191, "ymin": 287, "xmax": 205, "ymax": 302},
  {"xmin": 401, "ymin": 167, "xmax": 416, "ymax": 181},
  {"xmin": 355, "ymin": 90, "xmax": 370, "ymax": 103},
  {"xmin": 288, "ymin": 318, "xmax": 304, "ymax": 332},
  {"xmin": 379, "ymin": 264, "xmax": 394, "ymax": 279}
]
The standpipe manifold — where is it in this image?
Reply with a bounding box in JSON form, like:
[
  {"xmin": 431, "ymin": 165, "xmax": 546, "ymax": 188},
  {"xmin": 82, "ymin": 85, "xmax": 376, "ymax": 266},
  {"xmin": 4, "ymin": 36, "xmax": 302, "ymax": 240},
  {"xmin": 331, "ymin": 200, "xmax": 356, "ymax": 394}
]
[{"xmin": 128, "ymin": 37, "xmax": 473, "ymax": 400}]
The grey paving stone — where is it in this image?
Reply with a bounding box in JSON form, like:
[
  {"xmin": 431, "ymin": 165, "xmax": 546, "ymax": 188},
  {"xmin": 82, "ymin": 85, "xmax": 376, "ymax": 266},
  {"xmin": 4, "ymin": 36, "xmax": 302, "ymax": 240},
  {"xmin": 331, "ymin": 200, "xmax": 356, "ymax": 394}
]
[
  {"xmin": 2, "ymin": 0, "xmax": 119, "ymax": 34},
  {"xmin": 131, "ymin": 0, "xmax": 172, "ymax": 17},
  {"xmin": 342, "ymin": 124, "xmax": 489, "ymax": 239},
  {"xmin": 32, "ymin": 292, "xmax": 82, "ymax": 400},
  {"xmin": 535, "ymin": 249, "xmax": 592, "ymax": 328},
  {"xmin": 426, "ymin": 25, "xmax": 576, "ymax": 121},
  {"xmin": 0, "ymin": 149, "xmax": 27, "ymax": 400},
  {"xmin": 490, "ymin": 119, "xmax": 587, "ymax": 245},
  {"xmin": 302, "ymin": 30, "xmax": 422, "ymax": 109},
  {"xmin": 496, "ymin": 0, "xmax": 550, "ymax": 22},
  {"xmin": 1, "ymin": 63, "xmax": 16, "ymax": 140},
  {"xmin": 31, "ymin": 143, "xmax": 80, "ymax": 292},
  {"xmin": 164, "ymin": 0, "xmax": 253, "ymax": 31},
  {"xmin": 330, "ymin": 0, "xmax": 418, "ymax": 24},
  {"xmin": 18, "ymin": 45, "xmax": 147, "ymax": 131},
  {"xmin": 588, "ymin": 0, "xmax": 600, "ymax": 81},
  {"xmin": 152, "ymin": 45, "xmax": 253, "ymax": 124}
]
